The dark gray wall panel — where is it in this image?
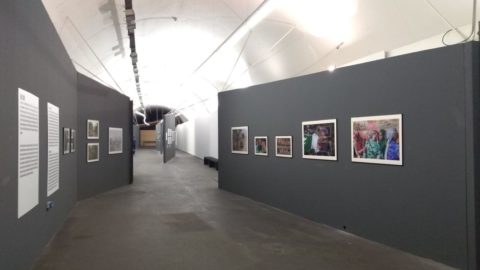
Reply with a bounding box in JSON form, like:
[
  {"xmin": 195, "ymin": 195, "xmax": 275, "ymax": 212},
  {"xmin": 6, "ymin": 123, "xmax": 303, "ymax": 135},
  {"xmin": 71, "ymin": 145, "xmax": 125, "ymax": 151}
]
[
  {"xmin": 219, "ymin": 43, "xmax": 477, "ymax": 269},
  {"xmin": 0, "ymin": 1, "xmax": 78, "ymax": 270},
  {"xmin": 156, "ymin": 121, "xmax": 163, "ymax": 152},
  {"xmin": 163, "ymin": 114, "xmax": 176, "ymax": 163},
  {"xmin": 133, "ymin": 125, "xmax": 140, "ymax": 150},
  {"xmin": 77, "ymin": 74, "xmax": 133, "ymax": 200},
  {"xmin": 464, "ymin": 43, "xmax": 480, "ymax": 270}
]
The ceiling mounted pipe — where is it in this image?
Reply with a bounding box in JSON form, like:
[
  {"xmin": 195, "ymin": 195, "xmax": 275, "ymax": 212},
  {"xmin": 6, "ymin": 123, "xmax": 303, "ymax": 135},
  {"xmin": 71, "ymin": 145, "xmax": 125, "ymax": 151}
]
[{"xmin": 124, "ymin": 0, "xmax": 144, "ymax": 109}]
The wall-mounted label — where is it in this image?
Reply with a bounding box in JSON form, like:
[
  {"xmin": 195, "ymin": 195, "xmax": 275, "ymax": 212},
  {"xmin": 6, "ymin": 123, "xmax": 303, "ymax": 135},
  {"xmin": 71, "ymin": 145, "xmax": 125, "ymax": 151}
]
[{"xmin": 18, "ymin": 88, "xmax": 39, "ymax": 218}]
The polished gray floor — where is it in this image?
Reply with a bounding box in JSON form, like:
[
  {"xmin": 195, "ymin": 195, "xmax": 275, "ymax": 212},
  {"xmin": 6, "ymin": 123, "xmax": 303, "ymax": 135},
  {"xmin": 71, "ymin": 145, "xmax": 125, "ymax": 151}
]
[{"xmin": 33, "ymin": 149, "xmax": 456, "ymax": 270}]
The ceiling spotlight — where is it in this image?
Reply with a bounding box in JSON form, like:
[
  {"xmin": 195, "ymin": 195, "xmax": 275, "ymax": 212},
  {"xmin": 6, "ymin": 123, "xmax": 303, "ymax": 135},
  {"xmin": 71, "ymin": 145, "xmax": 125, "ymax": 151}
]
[{"xmin": 328, "ymin": 65, "xmax": 336, "ymax": 72}]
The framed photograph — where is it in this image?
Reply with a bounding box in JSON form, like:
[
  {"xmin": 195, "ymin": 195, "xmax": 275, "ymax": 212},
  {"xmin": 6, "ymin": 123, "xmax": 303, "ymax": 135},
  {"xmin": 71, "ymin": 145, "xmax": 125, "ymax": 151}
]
[
  {"xmin": 351, "ymin": 114, "xmax": 402, "ymax": 166},
  {"xmin": 87, "ymin": 119, "xmax": 99, "ymax": 139},
  {"xmin": 254, "ymin": 136, "xmax": 268, "ymax": 156},
  {"xmin": 109, "ymin": 127, "xmax": 123, "ymax": 154},
  {"xmin": 70, "ymin": 129, "xmax": 76, "ymax": 153},
  {"xmin": 302, "ymin": 119, "xmax": 337, "ymax": 160},
  {"xmin": 276, "ymin": 136, "xmax": 292, "ymax": 158},
  {"xmin": 63, "ymin": 128, "xmax": 70, "ymax": 154},
  {"xmin": 87, "ymin": 143, "xmax": 100, "ymax": 162},
  {"xmin": 231, "ymin": 126, "xmax": 248, "ymax": 154}
]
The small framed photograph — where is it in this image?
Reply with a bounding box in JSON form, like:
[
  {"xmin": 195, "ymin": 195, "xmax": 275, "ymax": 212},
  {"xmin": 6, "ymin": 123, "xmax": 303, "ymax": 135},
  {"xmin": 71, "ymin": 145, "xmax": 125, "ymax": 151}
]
[
  {"xmin": 231, "ymin": 126, "xmax": 248, "ymax": 154},
  {"xmin": 87, "ymin": 143, "xmax": 100, "ymax": 162},
  {"xmin": 63, "ymin": 128, "xmax": 70, "ymax": 154},
  {"xmin": 302, "ymin": 119, "xmax": 337, "ymax": 160},
  {"xmin": 254, "ymin": 136, "xmax": 268, "ymax": 156},
  {"xmin": 351, "ymin": 114, "xmax": 402, "ymax": 166},
  {"xmin": 87, "ymin": 119, "xmax": 100, "ymax": 139},
  {"xmin": 275, "ymin": 136, "xmax": 292, "ymax": 158},
  {"xmin": 109, "ymin": 127, "xmax": 123, "ymax": 154},
  {"xmin": 70, "ymin": 129, "xmax": 76, "ymax": 153}
]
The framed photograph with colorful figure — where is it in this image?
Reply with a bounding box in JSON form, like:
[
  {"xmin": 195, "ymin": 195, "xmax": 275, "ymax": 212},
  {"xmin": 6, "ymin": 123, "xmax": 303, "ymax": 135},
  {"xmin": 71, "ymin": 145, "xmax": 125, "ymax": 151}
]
[
  {"xmin": 302, "ymin": 119, "xmax": 337, "ymax": 160},
  {"xmin": 254, "ymin": 136, "xmax": 268, "ymax": 156},
  {"xmin": 275, "ymin": 136, "xmax": 292, "ymax": 158},
  {"xmin": 351, "ymin": 114, "xmax": 402, "ymax": 165}
]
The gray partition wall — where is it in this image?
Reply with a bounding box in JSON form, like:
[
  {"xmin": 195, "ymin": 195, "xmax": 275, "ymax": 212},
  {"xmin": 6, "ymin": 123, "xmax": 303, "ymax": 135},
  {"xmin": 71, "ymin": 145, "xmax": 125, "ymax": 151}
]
[
  {"xmin": 0, "ymin": 1, "xmax": 78, "ymax": 270},
  {"xmin": 0, "ymin": 2, "xmax": 133, "ymax": 270},
  {"xmin": 156, "ymin": 121, "xmax": 163, "ymax": 153},
  {"xmin": 163, "ymin": 114, "xmax": 176, "ymax": 163},
  {"xmin": 77, "ymin": 74, "xmax": 133, "ymax": 200},
  {"xmin": 218, "ymin": 42, "xmax": 480, "ymax": 269},
  {"xmin": 133, "ymin": 125, "xmax": 140, "ymax": 150}
]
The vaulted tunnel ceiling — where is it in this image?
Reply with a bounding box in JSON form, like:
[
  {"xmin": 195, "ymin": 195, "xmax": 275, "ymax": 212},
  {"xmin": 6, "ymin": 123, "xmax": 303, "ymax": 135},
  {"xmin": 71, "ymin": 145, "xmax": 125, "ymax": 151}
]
[
  {"xmin": 134, "ymin": 105, "xmax": 187, "ymax": 129},
  {"xmin": 41, "ymin": 0, "xmax": 477, "ymax": 120}
]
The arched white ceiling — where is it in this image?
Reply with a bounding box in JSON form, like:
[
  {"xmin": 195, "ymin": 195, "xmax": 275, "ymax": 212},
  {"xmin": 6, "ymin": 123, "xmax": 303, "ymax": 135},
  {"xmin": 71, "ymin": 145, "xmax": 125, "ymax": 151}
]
[{"xmin": 42, "ymin": 0, "xmax": 477, "ymax": 119}]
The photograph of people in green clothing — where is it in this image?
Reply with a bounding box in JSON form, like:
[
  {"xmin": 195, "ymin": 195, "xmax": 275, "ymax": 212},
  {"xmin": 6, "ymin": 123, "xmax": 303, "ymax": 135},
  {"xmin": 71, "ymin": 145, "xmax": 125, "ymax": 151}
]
[
  {"xmin": 231, "ymin": 126, "xmax": 248, "ymax": 154},
  {"xmin": 254, "ymin": 136, "xmax": 268, "ymax": 156},
  {"xmin": 302, "ymin": 119, "xmax": 337, "ymax": 161},
  {"xmin": 351, "ymin": 114, "xmax": 402, "ymax": 166}
]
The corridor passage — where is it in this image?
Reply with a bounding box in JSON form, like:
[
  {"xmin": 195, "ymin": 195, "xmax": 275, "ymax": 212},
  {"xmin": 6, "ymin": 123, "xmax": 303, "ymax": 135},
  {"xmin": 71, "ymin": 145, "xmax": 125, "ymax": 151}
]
[{"xmin": 33, "ymin": 150, "xmax": 454, "ymax": 270}]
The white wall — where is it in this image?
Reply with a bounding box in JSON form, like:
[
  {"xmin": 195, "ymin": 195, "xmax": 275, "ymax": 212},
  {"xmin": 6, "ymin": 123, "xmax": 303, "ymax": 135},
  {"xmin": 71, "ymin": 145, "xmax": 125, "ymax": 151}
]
[
  {"xmin": 340, "ymin": 24, "xmax": 476, "ymax": 68},
  {"xmin": 388, "ymin": 24, "xmax": 475, "ymax": 57},
  {"xmin": 176, "ymin": 109, "xmax": 218, "ymax": 159}
]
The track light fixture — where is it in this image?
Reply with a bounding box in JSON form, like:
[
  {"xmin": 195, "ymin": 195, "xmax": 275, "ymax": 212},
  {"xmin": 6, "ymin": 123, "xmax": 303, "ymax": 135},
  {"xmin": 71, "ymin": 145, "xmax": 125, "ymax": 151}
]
[{"xmin": 125, "ymin": 1, "xmax": 144, "ymax": 109}]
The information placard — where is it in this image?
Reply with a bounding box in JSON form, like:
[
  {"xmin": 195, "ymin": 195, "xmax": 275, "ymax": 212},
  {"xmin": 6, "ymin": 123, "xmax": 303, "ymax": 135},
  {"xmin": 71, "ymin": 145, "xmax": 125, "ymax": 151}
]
[
  {"xmin": 47, "ymin": 103, "xmax": 59, "ymax": 196},
  {"xmin": 18, "ymin": 88, "xmax": 39, "ymax": 218}
]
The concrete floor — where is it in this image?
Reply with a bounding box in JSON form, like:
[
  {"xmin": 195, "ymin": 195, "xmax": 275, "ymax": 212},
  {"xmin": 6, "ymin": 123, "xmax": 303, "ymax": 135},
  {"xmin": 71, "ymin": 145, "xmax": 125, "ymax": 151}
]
[{"xmin": 33, "ymin": 149, "xmax": 456, "ymax": 270}]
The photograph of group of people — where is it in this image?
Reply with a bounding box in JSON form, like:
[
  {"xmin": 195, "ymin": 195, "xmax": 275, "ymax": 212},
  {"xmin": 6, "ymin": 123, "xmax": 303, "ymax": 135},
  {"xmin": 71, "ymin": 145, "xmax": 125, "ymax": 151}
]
[
  {"xmin": 351, "ymin": 114, "xmax": 402, "ymax": 165},
  {"xmin": 302, "ymin": 119, "xmax": 337, "ymax": 160},
  {"xmin": 232, "ymin": 114, "xmax": 402, "ymax": 165}
]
